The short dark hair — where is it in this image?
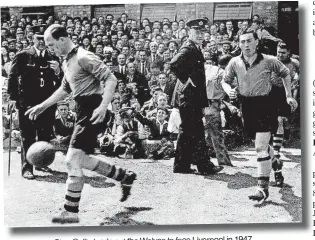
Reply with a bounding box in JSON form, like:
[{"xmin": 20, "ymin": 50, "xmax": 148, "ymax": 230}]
[
  {"xmin": 278, "ymin": 42, "xmax": 290, "ymax": 51},
  {"xmin": 252, "ymin": 20, "xmax": 261, "ymax": 25},
  {"xmin": 240, "ymin": 30, "xmax": 258, "ymax": 40},
  {"xmin": 49, "ymin": 24, "xmax": 68, "ymax": 40},
  {"xmin": 157, "ymin": 107, "xmax": 168, "ymax": 115}
]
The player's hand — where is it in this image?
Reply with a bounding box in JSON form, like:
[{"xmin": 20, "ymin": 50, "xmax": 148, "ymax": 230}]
[
  {"xmin": 25, "ymin": 104, "xmax": 46, "ymax": 120},
  {"xmin": 48, "ymin": 60, "xmax": 60, "ymax": 74},
  {"xmin": 228, "ymin": 87, "xmax": 238, "ymax": 99},
  {"xmin": 287, "ymin": 97, "xmax": 298, "ymax": 112},
  {"xmin": 90, "ymin": 105, "xmax": 107, "ymax": 124}
]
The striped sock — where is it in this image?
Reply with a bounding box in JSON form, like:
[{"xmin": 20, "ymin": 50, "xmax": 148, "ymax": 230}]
[
  {"xmin": 257, "ymin": 155, "xmax": 271, "ymax": 189},
  {"xmin": 64, "ymin": 176, "xmax": 84, "ymax": 213},
  {"xmin": 93, "ymin": 161, "xmax": 128, "ymax": 182},
  {"xmin": 273, "ymin": 134, "xmax": 284, "ymax": 159}
]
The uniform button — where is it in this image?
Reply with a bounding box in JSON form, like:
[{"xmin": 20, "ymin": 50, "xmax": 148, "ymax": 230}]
[
  {"xmin": 41, "ymin": 72, "xmax": 43, "ymax": 75},
  {"xmin": 40, "ymin": 66, "xmax": 42, "ymax": 69}
]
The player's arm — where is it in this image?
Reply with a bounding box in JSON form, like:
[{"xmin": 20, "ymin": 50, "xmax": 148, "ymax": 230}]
[
  {"xmin": 270, "ymin": 58, "xmax": 298, "ymax": 111},
  {"xmin": 221, "ymin": 60, "xmax": 238, "ymax": 99},
  {"xmin": 261, "ymin": 29, "xmax": 282, "ymax": 42},
  {"xmin": 270, "ymin": 58, "xmax": 292, "ymax": 98}
]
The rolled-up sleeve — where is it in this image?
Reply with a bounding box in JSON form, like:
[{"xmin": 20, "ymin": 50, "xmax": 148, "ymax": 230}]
[
  {"xmin": 78, "ymin": 53, "xmax": 111, "ymax": 82},
  {"xmin": 268, "ymin": 58, "xmax": 290, "ymax": 79}
]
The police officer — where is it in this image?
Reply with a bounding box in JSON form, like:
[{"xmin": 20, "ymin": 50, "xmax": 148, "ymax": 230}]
[
  {"xmin": 7, "ymin": 26, "xmax": 62, "ymax": 179},
  {"xmin": 170, "ymin": 19, "xmax": 223, "ymax": 174}
]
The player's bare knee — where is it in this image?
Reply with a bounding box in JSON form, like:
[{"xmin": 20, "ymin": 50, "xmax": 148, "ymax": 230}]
[
  {"xmin": 255, "ymin": 143, "xmax": 269, "ymax": 157},
  {"xmin": 65, "ymin": 148, "xmax": 86, "ymax": 175}
]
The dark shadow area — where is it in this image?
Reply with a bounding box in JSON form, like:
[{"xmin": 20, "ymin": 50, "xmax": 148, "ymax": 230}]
[
  {"xmin": 254, "ymin": 184, "xmax": 302, "ymax": 222},
  {"xmin": 203, "ymin": 172, "xmax": 257, "ymax": 189},
  {"xmin": 230, "ymin": 156, "xmax": 250, "ymax": 162},
  {"xmin": 100, "ymin": 207, "xmax": 154, "ymax": 226},
  {"xmin": 34, "ymin": 170, "xmax": 115, "ymax": 189},
  {"xmin": 280, "ymin": 152, "xmax": 302, "ymax": 164}
]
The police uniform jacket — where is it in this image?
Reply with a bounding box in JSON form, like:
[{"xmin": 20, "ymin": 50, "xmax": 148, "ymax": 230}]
[
  {"xmin": 7, "ymin": 46, "xmax": 61, "ymax": 108},
  {"xmin": 170, "ymin": 39, "xmax": 208, "ymax": 109}
]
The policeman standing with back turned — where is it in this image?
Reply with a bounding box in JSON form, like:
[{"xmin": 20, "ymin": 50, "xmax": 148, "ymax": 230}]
[
  {"xmin": 170, "ymin": 19, "xmax": 223, "ymax": 175},
  {"xmin": 7, "ymin": 25, "xmax": 62, "ymax": 179}
]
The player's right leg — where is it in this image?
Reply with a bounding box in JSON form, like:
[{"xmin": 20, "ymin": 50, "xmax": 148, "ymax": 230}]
[
  {"xmin": 52, "ymin": 147, "xmax": 83, "ymax": 223},
  {"xmin": 248, "ymin": 132, "xmax": 272, "ymax": 203}
]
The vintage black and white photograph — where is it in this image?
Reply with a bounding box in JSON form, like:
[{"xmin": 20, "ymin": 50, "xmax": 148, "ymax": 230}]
[{"xmin": 1, "ymin": 1, "xmax": 301, "ymax": 227}]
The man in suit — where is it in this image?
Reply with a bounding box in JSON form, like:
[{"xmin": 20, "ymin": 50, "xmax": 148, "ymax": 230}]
[
  {"xmin": 226, "ymin": 21, "xmax": 236, "ymax": 41},
  {"xmin": 105, "ymin": 60, "xmax": 125, "ymax": 81},
  {"xmin": 148, "ymin": 42, "xmax": 164, "ymax": 70},
  {"xmin": 104, "ymin": 20, "xmax": 117, "ymax": 37},
  {"xmin": 170, "ymin": 19, "xmax": 223, "ymax": 175},
  {"xmin": 7, "ymin": 28, "xmax": 62, "ymax": 179},
  {"xmin": 157, "ymin": 73, "xmax": 175, "ymax": 105},
  {"xmin": 113, "ymin": 53, "xmax": 128, "ymax": 77},
  {"xmin": 126, "ymin": 62, "xmax": 149, "ymax": 104},
  {"xmin": 136, "ymin": 49, "xmax": 150, "ymax": 79}
]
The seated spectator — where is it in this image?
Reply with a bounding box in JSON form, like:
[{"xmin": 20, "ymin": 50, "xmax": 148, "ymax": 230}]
[
  {"xmin": 1, "ymin": 46, "xmax": 9, "ymax": 69},
  {"xmin": 95, "ymin": 43, "xmax": 104, "ymax": 60},
  {"xmin": 52, "ymin": 101, "xmax": 76, "ymax": 152},
  {"xmin": 134, "ymin": 107, "xmax": 175, "ymax": 159},
  {"xmin": 141, "ymin": 86, "xmax": 163, "ymax": 115},
  {"xmin": 167, "ymin": 40, "xmax": 178, "ymax": 59},
  {"xmin": 116, "ymin": 79, "xmax": 127, "ymax": 97},
  {"xmin": 157, "ymin": 43, "xmax": 165, "ymax": 58},
  {"xmin": 163, "ymin": 61, "xmax": 171, "ymax": 75},
  {"xmin": 156, "ymin": 73, "xmax": 175, "ymax": 105},
  {"xmin": 3, "ymin": 50, "xmax": 16, "ymax": 77},
  {"xmin": 126, "ymin": 82, "xmax": 142, "ymax": 108},
  {"xmin": 98, "ymin": 96, "xmax": 122, "ymax": 155},
  {"xmin": 81, "ymin": 36, "xmax": 94, "ymax": 52},
  {"xmin": 147, "ymin": 92, "xmax": 171, "ymax": 118},
  {"xmin": 114, "ymin": 108, "xmax": 145, "ymax": 159}
]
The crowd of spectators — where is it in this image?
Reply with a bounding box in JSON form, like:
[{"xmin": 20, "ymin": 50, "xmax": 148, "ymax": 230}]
[{"xmin": 1, "ymin": 11, "xmax": 300, "ymax": 159}]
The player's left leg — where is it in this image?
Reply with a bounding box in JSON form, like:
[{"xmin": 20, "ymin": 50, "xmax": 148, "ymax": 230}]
[
  {"xmin": 52, "ymin": 147, "xmax": 137, "ymax": 224},
  {"xmin": 273, "ymin": 116, "xmax": 286, "ymax": 159},
  {"xmin": 272, "ymin": 116, "xmax": 285, "ymax": 187},
  {"xmin": 249, "ymin": 132, "xmax": 272, "ymax": 203}
]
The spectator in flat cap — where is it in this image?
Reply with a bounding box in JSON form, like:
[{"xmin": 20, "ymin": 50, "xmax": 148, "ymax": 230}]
[
  {"xmin": 81, "ymin": 36, "xmax": 94, "ymax": 52},
  {"xmin": 221, "ymin": 40, "xmax": 232, "ymax": 56},
  {"xmin": 7, "ymin": 39, "xmax": 17, "ymax": 53}
]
